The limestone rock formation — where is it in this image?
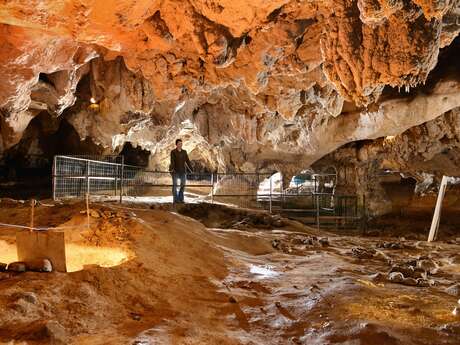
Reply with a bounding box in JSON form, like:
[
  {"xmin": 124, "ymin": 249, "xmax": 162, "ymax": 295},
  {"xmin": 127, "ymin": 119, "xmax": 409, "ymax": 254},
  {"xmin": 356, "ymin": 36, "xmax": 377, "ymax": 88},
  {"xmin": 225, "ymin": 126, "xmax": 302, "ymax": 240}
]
[{"xmin": 0, "ymin": 0, "xmax": 459, "ymax": 208}]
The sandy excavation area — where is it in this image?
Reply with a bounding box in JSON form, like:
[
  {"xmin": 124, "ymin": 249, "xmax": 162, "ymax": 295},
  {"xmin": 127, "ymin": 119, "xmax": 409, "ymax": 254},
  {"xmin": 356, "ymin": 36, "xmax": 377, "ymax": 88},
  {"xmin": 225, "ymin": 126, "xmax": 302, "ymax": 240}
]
[{"xmin": 0, "ymin": 199, "xmax": 460, "ymax": 344}]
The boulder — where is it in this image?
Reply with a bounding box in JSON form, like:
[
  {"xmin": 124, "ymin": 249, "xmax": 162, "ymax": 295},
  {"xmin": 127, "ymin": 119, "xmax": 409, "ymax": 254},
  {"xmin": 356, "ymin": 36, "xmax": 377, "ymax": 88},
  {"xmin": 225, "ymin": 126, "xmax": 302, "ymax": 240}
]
[
  {"xmin": 44, "ymin": 321, "xmax": 68, "ymax": 344},
  {"xmin": 26, "ymin": 258, "xmax": 53, "ymax": 272},
  {"xmin": 89, "ymin": 210, "xmax": 100, "ymax": 218},
  {"xmin": 402, "ymin": 277, "xmax": 418, "ymax": 286},
  {"xmin": 7, "ymin": 261, "xmax": 27, "ymax": 272},
  {"xmin": 351, "ymin": 247, "xmax": 376, "ymax": 259},
  {"xmin": 319, "ymin": 237, "xmax": 330, "ymax": 247},
  {"xmin": 417, "ymin": 259, "xmax": 439, "ymax": 274},
  {"xmin": 12, "ymin": 291, "xmax": 38, "ymax": 304},
  {"xmin": 388, "ymin": 272, "xmax": 404, "ymax": 283}
]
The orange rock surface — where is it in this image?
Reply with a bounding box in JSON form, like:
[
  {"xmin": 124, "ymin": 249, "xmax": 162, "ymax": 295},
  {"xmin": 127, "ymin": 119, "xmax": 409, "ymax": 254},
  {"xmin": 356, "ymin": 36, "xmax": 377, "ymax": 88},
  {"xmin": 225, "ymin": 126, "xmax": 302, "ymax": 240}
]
[{"xmin": 0, "ymin": 0, "xmax": 459, "ymax": 173}]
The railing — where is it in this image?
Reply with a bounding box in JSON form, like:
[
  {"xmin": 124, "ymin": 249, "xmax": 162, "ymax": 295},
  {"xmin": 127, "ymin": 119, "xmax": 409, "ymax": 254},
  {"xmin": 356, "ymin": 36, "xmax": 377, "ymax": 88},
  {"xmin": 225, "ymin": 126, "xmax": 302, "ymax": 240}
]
[{"xmin": 52, "ymin": 155, "xmax": 363, "ymax": 228}]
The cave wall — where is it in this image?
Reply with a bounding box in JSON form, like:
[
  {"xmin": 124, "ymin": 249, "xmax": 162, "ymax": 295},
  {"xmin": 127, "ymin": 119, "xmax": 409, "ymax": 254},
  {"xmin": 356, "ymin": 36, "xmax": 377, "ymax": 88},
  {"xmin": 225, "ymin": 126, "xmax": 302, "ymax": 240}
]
[{"xmin": 0, "ymin": 0, "xmax": 459, "ymax": 211}]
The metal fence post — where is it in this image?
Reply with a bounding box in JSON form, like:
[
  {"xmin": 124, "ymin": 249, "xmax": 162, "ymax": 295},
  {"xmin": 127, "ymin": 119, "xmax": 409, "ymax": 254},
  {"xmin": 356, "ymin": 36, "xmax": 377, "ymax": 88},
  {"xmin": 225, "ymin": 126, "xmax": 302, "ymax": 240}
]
[
  {"xmin": 52, "ymin": 156, "xmax": 57, "ymax": 201},
  {"xmin": 280, "ymin": 172, "xmax": 284, "ymax": 208},
  {"xmin": 269, "ymin": 175, "xmax": 273, "ymax": 214},
  {"xmin": 211, "ymin": 172, "xmax": 214, "ymax": 204},
  {"xmin": 119, "ymin": 156, "xmax": 124, "ymax": 203},
  {"xmin": 316, "ymin": 193, "xmax": 320, "ymax": 231},
  {"xmin": 86, "ymin": 160, "xmax": 90, "ymax": 198},
  {"xmin": 115, "ymin": 165, "xmax": 118, "ymax": 196}
]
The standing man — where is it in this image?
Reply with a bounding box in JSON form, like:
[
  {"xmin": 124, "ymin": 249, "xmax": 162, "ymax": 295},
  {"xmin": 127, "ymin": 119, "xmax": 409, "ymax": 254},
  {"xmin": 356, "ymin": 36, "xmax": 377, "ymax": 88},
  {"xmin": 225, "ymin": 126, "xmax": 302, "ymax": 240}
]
[{"xmin": 170, "ymin": 139, "xmax": 192, "ymax": 203}]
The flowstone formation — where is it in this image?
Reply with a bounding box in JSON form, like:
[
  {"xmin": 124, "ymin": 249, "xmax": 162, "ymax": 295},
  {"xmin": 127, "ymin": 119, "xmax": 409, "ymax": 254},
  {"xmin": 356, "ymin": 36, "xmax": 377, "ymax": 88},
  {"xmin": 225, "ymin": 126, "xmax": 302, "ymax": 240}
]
[{"xmin": 0, "ymin": 0, "xmax": 459, "ymax": 200}]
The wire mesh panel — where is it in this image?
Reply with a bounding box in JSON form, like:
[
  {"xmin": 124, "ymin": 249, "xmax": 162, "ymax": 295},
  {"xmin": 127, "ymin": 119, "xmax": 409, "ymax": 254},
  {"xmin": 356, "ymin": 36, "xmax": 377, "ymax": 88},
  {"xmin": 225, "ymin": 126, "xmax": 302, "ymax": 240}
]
[
  {"xmin": 213, "ymin": 173, "xmax": 273, "ymax": 209},
  {"xmin": 53, "ymin": 155, "xmax": 122, "ymax": 200},
  {"xmin": 122, "ymin": 170, "xmax": 214, "ymax": 199},
  {"xmin": 53, "ymin": 156, "xmax": 362, "ymax": 228}
]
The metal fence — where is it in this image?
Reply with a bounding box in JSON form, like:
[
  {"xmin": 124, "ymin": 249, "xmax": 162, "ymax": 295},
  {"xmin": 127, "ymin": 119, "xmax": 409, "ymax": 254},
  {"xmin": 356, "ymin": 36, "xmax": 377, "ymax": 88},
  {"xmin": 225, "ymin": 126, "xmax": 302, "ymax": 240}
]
[
  {"xmin": 52, "ymin": 155, "xmax": 363, "ymax": 228},
  {"xmin": 53, "ymin": 155, "xmax": 123, "ymax": 200}
]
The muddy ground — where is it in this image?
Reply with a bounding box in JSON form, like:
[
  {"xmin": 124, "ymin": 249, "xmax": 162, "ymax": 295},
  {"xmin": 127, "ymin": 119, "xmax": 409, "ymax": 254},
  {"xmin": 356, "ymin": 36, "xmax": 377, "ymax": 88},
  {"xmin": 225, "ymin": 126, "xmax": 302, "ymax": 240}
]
[{"xmin": 0, "ymin": 198, "xmax": 460, "ymax": 345}]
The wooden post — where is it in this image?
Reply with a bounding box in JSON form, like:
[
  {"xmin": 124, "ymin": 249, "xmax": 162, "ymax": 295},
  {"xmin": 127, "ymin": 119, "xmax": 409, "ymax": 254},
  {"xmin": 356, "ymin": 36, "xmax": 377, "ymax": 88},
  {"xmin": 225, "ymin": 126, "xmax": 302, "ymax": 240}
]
[
  {"xmin": 86, "ymin": 193, "xmax": 90, "ymax": 230},
  {"xmin": 428, "ymin": 176, "xmax": 448, "ymax": 242},
  {"xmin": 30, "ymin": 199, "xmax": 35, "ymax": 230}
]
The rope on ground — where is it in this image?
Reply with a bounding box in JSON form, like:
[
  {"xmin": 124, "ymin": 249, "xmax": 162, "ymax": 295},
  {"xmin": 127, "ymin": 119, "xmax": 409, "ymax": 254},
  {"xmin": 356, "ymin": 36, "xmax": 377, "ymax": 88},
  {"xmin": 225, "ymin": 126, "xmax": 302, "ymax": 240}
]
[{"xmin": 0, "ymin": 222, "xmax": 88, "ymax": 231}]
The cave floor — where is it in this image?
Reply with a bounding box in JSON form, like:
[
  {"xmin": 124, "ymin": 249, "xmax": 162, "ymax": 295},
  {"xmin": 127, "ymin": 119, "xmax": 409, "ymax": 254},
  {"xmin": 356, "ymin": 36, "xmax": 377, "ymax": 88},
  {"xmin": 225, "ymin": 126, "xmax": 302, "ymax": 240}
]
[{"xmin": 0, "ymin": 199, "xmax": 459, "ymax": 345}]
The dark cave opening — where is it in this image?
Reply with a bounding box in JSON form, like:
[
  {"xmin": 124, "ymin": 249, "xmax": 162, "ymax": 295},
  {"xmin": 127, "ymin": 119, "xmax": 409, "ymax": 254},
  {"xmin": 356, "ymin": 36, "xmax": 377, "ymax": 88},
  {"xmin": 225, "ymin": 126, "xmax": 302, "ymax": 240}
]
[
  {"xmin": 0, "ymin": 111, "xmax": 103, "ymax": 199},
  {"xmin": 119, "ymin": 142, "xmax": 150, "ymax": 167}
]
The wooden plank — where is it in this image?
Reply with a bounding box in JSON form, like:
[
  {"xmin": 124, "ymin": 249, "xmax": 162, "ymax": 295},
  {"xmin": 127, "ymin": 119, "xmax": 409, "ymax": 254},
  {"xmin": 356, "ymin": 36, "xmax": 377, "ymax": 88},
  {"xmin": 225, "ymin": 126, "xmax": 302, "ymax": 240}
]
[
  {"xmin": 16, "ymin": 231, "xmax": 67, "ymax": 272},
  {"xmin": 428, "ymin": 175, "xmax": 448, "ymax": 242}
]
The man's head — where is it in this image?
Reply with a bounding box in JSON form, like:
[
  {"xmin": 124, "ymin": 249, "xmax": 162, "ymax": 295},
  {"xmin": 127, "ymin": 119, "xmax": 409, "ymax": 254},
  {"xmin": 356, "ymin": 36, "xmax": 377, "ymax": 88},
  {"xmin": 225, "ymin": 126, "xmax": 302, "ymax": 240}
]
[{"xmin": 175, "ymin": 139, "xmax": 183, "ymax": 150}]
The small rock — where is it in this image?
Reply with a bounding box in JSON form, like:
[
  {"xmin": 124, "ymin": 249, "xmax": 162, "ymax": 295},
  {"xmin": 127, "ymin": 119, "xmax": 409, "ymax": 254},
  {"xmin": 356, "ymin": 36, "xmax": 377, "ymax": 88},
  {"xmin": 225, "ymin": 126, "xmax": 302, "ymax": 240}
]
[
  {"xmin": 453, "ymin": 307, "xmax": 459, "ymax": 317},
  {"xmin": 417, "ymin": 259, "xmax": 439, "ymax": 275},
  {"xmin": 103, "ymin": 211, "xmax": 113, "ymax": 218},
  {"xmin": 351, "ymin": 247, "xmax": 376, "ymax": 259},
  {"xmin": 229, "ymin": 296, "xmax": 237, "ymax": 304},
  {"xmin": 305, "ymin": 238, "xmax": 314, "ymax": 245},
  {"xmin": 290, "ymin": 337, "xmax": 302, "ymax": 344},
  {"xmin": 388, "ymin": 272, "xmax": 404, "ymax": 283},
  {"xmin": 271, "ymin": 239, "xmax": 280, "ymax": 249},
  {"xmin": 416, "ymin": 278, "xmax": 433, "ymax": 287},
  {"xmin": 89, "ymin": 210, "xmax": 100, "ymax": 218},
  {"xmin": 319, "ymin": 237, "xmax": 329, "ymax": 247},
  {"xmin": 12, "ymin": 291, "xmax": 38, "ymax": 304},
  {"xmin": 133, "ymin": 340, "xmax": 150, "ymax": 345},
  {"xmin": 0, "ymin": 262, "xmax": 7, "ymax": 271},
  {"xmin": 283, "ymin": 246, "xmax": 293, "ymax": 254},
  {"xmin": 390, "ymin": 264, "xmax": 415, "ymax": 278},
  {"xmin": 273, "ymin": 219, "xmax": 285, "ymax": 227},
  {"xmin": 131, "ymin": 313, "xmax": 142, "ymax": 321},
  {"xmin": 439, "ymin": 322, "xmax": 460, "ymax": 334},
  {"xmin": 45, "ymin": 321, "xmax": 68, "ymax": 344},
  {"xmin": 370, "ymin": 272, "xmax": 386, "ymax": 283},
  {"xmin": 377, "ymin": 242, "xmax": 403, "ymax": 250},
  {"xmin": 445, "ymin": 284, "xmax": 460, "ymax": 297},
  {"xmin": 9, "ymin": 299, "xmax": 30, "ymax": 314},
  {"xmin": 310, "ymin": 284, "xmax": 321, "ymax": 291},
  {"xmin": 26, "ymin": 258, "xmax": 52, "ymax": 272},
  {"xmin": 402, "ymin": 277, "xmax": 418, "ymax": 286},
  {"xmin": 7, "ymin": 261, "xmax": 26, "ymax": 272}
]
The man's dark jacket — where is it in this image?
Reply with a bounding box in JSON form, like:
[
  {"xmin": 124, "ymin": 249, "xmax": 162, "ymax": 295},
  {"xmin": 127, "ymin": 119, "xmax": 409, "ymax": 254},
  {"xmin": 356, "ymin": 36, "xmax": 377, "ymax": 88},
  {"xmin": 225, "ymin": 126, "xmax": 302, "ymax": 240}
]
[{"xmin": 170, "ymin": 149, "xmax": 192, "ymax": 174}]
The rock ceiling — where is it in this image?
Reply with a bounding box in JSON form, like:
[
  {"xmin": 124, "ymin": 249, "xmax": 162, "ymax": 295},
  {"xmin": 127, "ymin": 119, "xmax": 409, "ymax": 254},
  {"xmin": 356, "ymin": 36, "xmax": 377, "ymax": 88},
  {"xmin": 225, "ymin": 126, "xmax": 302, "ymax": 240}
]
[{"xmin": 0, "ymin": 0, "xmax": 459, "ymax": 176}]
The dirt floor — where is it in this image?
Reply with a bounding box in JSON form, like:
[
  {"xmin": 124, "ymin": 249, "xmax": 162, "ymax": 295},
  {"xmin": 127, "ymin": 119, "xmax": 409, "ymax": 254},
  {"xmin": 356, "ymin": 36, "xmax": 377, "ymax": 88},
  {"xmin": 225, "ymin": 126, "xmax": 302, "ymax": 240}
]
[{"xmin": 0, "ymin": 199, "xmax": 460, "ymax": 344}]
